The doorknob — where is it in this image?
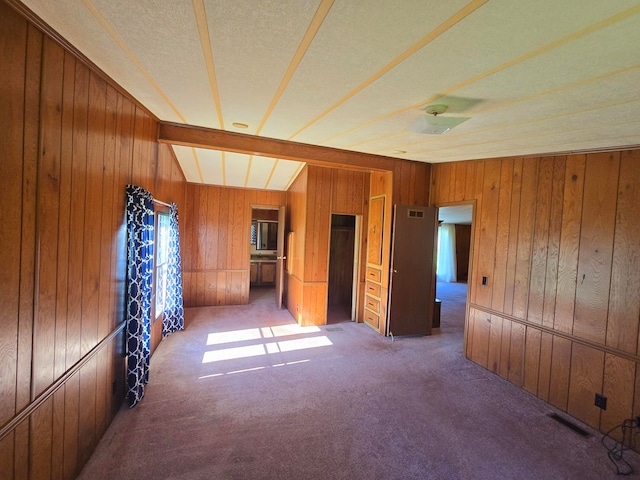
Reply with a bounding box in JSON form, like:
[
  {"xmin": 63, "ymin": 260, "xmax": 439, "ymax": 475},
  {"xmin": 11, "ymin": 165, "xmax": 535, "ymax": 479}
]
[
  {"xmin": 277, "ymin": 256, "xmax": 286, "ymax": 260},
  {"xmin": 393, "ymin": 269, "xmax": 398, "ymax": 273}
]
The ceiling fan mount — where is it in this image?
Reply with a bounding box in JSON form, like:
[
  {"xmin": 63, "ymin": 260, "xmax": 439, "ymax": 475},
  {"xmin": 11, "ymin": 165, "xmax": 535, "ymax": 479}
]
[
  {"xmin": 408, "ymin": 104, "xmax": 470, "ymax": 135},
  {"xmin": 424, "ymin": 104, "xmax": 448, "ymax": 116}
]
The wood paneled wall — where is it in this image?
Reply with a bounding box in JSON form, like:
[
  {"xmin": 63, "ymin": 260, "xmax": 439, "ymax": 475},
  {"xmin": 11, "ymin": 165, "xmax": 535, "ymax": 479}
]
[
  {"xmin": 0, "ymin": 3, "xmax": 186, "ymax": 479},
  {"xmin": 285, "ymin": 166, "xmax": 368, "ymax": 325},
  {"xmin": 455, "ymin": 224, "xmax": 471, "ymax": 282},
  {"xmin": 431, "ymin": 150, "xmax": 640, "ymax": 437},
  {"xmin": 286, "ymin": 160, "xmax": 430, "ymax": 327},
  {"xmin": 362, "ymin": 162, "xmax": 431, "ymax": 335},
  {"xmin": 181, "ymin": 184, "xmax": 285, "ymax": 307}
]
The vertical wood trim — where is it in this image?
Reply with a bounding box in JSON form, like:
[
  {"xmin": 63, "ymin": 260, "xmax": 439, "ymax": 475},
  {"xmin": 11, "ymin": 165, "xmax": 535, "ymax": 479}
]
[
  {"xmin": 541, "ymin": 157, "xmax": 566, "ymax": 329},
  {"xmin": 502, "ymin": 158, "xmax": 523, "ymax": 316},
  {"xmin": 33, "ymin": 35, "xmax": 64, "ymax": 400},
  {"xmin": 573, "ymin": 153, "xmax": 620, "ymax": 343},
  {"xmin": 527, "ymin": 157, "xmax": 554, "ymax": 325},
  {"xmin": 491, "ymin": 159, "xmax": 514, "ymax": 312},
  {"xmin": 16, "ymin": 23, "xmax": 43, "ymax": 422},
  {"xmin": 608, "ymin": 150, "xmax": 640, "ymax": 354},
  {"xmin": 0, "ymin": 5, "xmax": 27, "ymax": 436},
  {"xmin": 512, "ymin": 158, "xmax": 539, "ymax": 319},
  {"xmin": 554, "ymin": 155, "xmax": 585, "ymax": 334}
]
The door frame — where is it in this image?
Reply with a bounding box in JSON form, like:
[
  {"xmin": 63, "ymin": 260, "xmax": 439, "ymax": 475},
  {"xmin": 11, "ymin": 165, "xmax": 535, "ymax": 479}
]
[
  {"xmin": 434, "ymin": 200, "xmax": 477, "ymax": 353},
  {"xmin": 249, "ymin": 204, "xmax": 284, "ymax": 306},
  {"xmin": 327, "ymin": 213, "xmax": 361, "ymax": 322}
]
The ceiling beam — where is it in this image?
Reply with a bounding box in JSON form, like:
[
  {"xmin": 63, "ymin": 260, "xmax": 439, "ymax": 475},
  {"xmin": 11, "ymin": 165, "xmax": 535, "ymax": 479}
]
[{"xmin": 157, "ymin": 121, "xmax": 400, "ymax": 171}]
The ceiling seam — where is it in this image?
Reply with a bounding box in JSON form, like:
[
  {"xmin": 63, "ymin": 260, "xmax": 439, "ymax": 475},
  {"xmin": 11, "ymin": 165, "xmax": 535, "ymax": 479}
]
[
  {"xmin": 317, "ymin": 2, "xmax": 640, "ymax": 146},
  {"xmin": 192, "ymin": 0, "xmax": 225, "ymax": 129},
  {"xmin": 264, "ymin": 160, "xmax": 280, "ymax": 189},
  {"xmin": 191, "ymin": 147, "xmax": 204, "ymax": 183},
  {"xmin": 286, "ymin": 0, "xmax": 489, "ymax": 141},
  {"xmin": 80, "ymin": 0, "xmax": 187, "ymax": 123},
  {"xmin": 255, "ymin": 0, "xmax": 335, "ymax": 136},
  {"xmin": 244, "ymin": 155, "xmax": 253, "ymax": 188}
]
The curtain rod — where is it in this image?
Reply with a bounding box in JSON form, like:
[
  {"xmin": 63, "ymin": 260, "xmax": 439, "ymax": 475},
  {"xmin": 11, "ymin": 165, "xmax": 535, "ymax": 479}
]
[{"xmin": 153, "ymin": 198, "xmax": 172, "ymax": 208}]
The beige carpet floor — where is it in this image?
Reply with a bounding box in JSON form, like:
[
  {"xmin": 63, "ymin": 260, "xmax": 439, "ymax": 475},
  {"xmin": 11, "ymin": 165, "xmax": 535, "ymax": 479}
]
[{"xmin": 77, "ymin": 283, "xmax": 638, "ymax": 479}]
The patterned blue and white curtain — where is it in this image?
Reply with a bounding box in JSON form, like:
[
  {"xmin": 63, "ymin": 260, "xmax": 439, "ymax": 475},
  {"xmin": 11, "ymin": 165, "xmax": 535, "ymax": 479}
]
[
  {"xmin": 163, "ymin": 202, "xmax": 184, "ymax": 336},
  {"xmin": 125, "ymin": 185, "xmax": 154, "ymax": 408}
]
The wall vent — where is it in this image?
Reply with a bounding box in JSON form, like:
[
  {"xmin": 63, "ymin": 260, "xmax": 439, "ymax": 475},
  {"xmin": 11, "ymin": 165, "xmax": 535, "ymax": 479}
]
[{"xmin": 407, "ymin": 209, "xmax": 424, "ymax": 218}]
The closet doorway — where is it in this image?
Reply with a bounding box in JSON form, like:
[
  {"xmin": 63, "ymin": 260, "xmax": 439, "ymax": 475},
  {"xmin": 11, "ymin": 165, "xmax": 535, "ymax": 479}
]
[{"xmin": 327, "ymin": 214, "xmax": 360, "ymax": 323}]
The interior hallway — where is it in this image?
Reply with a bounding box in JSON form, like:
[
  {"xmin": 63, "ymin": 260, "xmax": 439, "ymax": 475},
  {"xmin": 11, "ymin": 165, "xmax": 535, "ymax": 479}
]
[{"xmin": 78, "ymin": 283, "xmax": 636, "ymax": 479}]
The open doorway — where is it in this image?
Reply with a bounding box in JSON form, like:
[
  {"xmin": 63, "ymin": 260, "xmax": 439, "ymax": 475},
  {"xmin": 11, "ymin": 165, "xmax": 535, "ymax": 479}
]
[
  {"xmin": 434, "ymin": 204, "xmax": 473, "ymax": 338},
  {"xmin": 249, "ymin": 207, "xmax": 282, "ymax": 305},
  {"xmin": 327, "ymin": 214, "xmax": 359, "ymax": 324}
]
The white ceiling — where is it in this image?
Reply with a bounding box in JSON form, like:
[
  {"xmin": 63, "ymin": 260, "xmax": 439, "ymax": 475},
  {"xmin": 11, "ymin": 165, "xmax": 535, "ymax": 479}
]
[
  {"xmin": 439, "ymin": 205, "xmax": 473, "ymax": 225},
  {"xmin": 21, "ymin": 0, "xmax": 640, "ymax": 190}
]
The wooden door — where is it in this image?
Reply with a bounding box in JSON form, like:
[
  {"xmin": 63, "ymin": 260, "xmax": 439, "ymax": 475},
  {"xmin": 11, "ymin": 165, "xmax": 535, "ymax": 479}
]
[
  {"xmin": 276, "ymin": 206, "xmax": 286, "ymax": 308},
  {"xmin": 387, "ymin": 204, "xmax": 437, "ymax": 336}
]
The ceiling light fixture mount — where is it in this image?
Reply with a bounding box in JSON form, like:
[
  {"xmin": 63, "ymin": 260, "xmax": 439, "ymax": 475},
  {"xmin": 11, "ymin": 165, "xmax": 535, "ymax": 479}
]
[
  {"xmin": 424, "ymin": 104, "xmax": 448, "ymax": 116},
  {"xmin": 408, "ymin": 104, "xmax": 470, "ymax": 135}
]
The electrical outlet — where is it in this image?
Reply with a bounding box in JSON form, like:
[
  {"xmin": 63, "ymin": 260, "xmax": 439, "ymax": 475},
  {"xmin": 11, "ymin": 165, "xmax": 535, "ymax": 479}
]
[{"xmin": 595, "ymin": 393, "xmax": 607, "ymax": 410}]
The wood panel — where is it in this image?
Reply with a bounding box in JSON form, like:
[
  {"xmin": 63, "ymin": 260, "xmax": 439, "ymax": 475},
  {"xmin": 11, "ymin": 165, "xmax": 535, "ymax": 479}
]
[
  {"xmin": 548, "ymin": 336, "xmax": 572, "ymax": 411},
  {"xmin": 367, "ymin": 196, "xmax": 385, "ymax": 266},
  {"xmin": 523, "ymin": 327, "xmax": 541, "ymax": 395},
  {"xmin": 469, "ymin": 309, "xmax": 490, "ymax": 368},
  {"xmin": 573, "ymin": 152, "xmax": 619, "ymax": 344},
  {"xmin": 473, "ymin": 159, "xmax": 501, "ymax": 308},
  {"xmin": 0, "ymin": 3, "xmax": 26, "ymax": 438},
  {"xmin": 608, "ymin": 150, "xmax": 640, "ymax": 354},
  {"xmin": 331, "ymin": 169, "xmax": 365, "ymax": 215},
  {"xmin": 567, "ymin": 343, "xmax": 604, "ymax": 428},
  {"xmin": 487, "ymin": 315, "xmax": 503, "ymax": 374},
  {"xmin": 392, "ymin": 160, "xmax": 430, "ymax": 206},
  {"xmin": 490, "ymin": 159, "xmax": 514, "ymax": 311},
  {"xmin": 0, "ymin": 3, "xmax": 186, "ymax": 478},
  {"xmin": 304, "ymin": 167, "xmax": 332, "ymax": 283},
  {"xmin": 454, "ymin": 224, "xmax": 471, "ymax": 282},
  {"xmin": 512, "ymin": 158, "xmax": 538, "ymax": 319},
  {"xmin": 182, "ymin": 184, "xmax": 285, "ymax": 307},
  {"xmin": 536, "ymin": 332, "xmax": 553, "ymax": 402},
  {"xmin": 502, "ymin": 158, "xmax": 523, "ymax": 316},
  {"xmin": 432, "ymin": 150, "xmax": 640, "ymax": 441},
  {"xmin": 527, "ymin": 157, "xmax": 553, "ymax": 326},
  {"xmin": 601, "ymin": 354, "xmax": 635, "ymax": 439}
]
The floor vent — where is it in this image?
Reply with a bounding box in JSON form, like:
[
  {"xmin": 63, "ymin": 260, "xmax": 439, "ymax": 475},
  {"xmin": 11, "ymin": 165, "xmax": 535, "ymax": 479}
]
[
  {"xmin": 548, "ymin": 413, "xmax": 590, "ymax": 437},
  {"xmin": 326, "ymin": 327, "xmax": 343, "ymax": 331}
]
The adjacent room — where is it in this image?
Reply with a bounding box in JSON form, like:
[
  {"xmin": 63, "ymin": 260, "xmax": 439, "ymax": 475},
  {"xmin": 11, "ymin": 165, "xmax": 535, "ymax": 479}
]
[{"xmin": 2, "ymin": 1, "xmax": 640, "ymax": 479}]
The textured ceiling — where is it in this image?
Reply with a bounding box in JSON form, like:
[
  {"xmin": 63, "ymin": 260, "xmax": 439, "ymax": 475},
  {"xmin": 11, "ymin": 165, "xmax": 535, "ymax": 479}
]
[{"xmin": 20, "ymin": 0, "xmax": 640, "ymax": 190}]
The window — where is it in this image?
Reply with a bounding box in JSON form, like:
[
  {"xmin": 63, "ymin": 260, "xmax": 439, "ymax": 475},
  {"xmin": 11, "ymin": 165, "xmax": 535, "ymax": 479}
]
[{"xmin": 154, "ymin": 212, "xmax": 170, "ymax": 320}]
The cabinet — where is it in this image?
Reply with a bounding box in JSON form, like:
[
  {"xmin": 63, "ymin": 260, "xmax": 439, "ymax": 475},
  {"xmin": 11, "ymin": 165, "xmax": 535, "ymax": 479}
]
[
  {"xmin": 250, "ymin": 261, "xmax": 276, "ymax": 285},
  {"xmin": 260, "ymin": 262, "xmax": 276, "ymax": 284}
]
